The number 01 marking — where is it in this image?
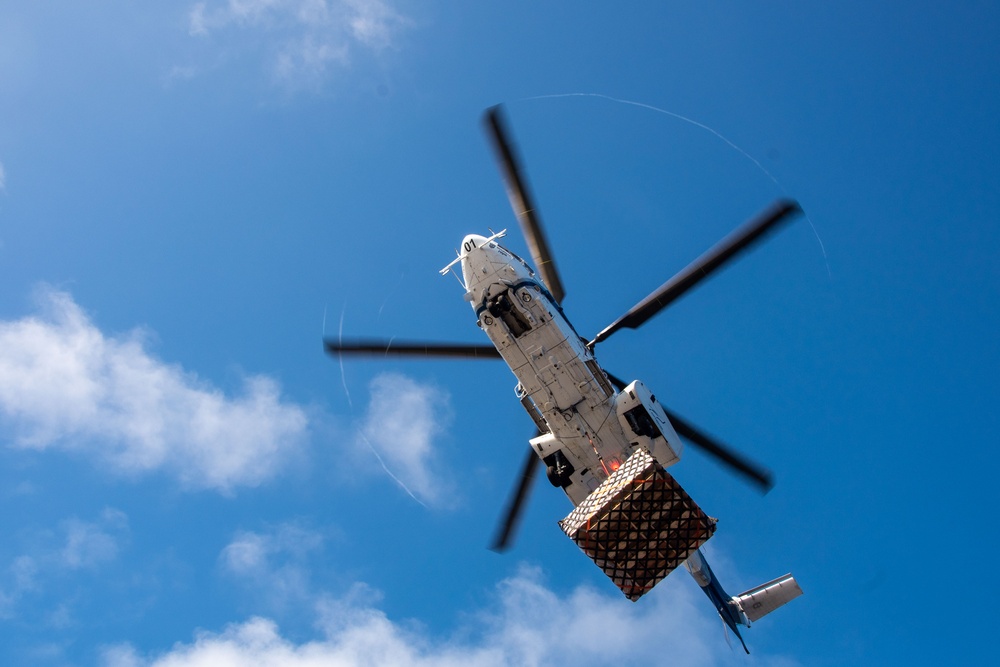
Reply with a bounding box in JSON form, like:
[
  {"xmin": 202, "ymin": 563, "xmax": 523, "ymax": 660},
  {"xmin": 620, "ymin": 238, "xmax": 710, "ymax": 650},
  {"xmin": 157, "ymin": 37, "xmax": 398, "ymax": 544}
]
[{"xmin": 464, "ymin": 240, "xmax": 477, "ymax": 252}]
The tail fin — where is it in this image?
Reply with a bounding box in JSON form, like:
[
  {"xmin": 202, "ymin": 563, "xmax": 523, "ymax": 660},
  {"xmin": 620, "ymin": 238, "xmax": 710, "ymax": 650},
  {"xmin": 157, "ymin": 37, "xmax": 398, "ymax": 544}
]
[
  {"xmin": 686, "ymin": 550, "xmax": 803, "ymax": 653},
  {"xmin": 730, "ymin": 573, "xmax": 803, "ymax": 624}
]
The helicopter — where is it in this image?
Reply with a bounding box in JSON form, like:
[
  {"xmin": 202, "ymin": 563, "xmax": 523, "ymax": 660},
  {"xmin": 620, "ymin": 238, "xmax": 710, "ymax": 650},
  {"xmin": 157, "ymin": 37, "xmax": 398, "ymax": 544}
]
[{"xmin": 326, "ymin": 106, "xmax": 802, "ymax": 652}]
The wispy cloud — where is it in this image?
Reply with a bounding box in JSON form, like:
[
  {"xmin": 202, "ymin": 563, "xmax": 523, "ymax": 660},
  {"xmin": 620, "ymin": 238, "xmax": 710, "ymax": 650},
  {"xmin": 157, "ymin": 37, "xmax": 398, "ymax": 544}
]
[
  {"xmin": 0, "ymin": 556, "xmax": 37, "ymax": 620},
  {"xmin": 101, "ymin": 565, "xmax": 800, "ymax": 666},
  {"xmin": 184, "ymin": 0, "xmax": 410, "ymax": 89},
  {"xmin": 220, "ymin": 523, "xmax": 325, "ymax": 611},
  {"xmin": 344, "ymin": 0, "xmax": 403, "ymax": 48},
  {"xmin": 0, "ymin": 508, "xmax": 129, "ymax": 620},
  {"xmin": 61, "ymin": 508, "xmax": 128, "ymax": 571},
  {"xmin": 0, "ymin": 287, "xmax": 309, "ymax": 492},
  {"xmin": 358, "ymin": 372, "xmax": 453, "ymax": 506}
]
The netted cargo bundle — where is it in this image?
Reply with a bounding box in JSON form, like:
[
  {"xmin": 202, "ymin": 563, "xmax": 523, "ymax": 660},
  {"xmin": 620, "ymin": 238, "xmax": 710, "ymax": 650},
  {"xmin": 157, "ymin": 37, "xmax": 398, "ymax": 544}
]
[{"xmin": 559, "ymin": 448, "xmax": 716, "ymax": 601}]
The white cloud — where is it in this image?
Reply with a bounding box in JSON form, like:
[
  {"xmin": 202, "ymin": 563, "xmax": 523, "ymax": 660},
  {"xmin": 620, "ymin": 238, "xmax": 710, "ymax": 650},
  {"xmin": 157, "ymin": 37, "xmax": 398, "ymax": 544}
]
[
  {"xmin": 185, "ymin": 0, "xmax": 409, "ymax": 88},
  {"xmin": 344, "ymin": 0, "xmax": 401, "ymax": 48},
  {"xmin": 102, "ymin": 566, "xmax": 800, "ymax": 667},
  {"xmin": 0, "ymin": 556, "xmax": 37, "ymax": 618},
  {"xmin": 61, "ymin": 508, "xmax": 128, "ymax": 571},
  {"xmin": 221, "ymin": 532, "xmax": 272, "ymax": 576},
  {"xmin": 0, "ymin": 287, "xmax": 309, "ymax": 492},
  {"xmin": 221, "ymin": 525, "xmax": 322, "ymax": 576},
  {"xmin": 0, "ymin": 160, "xmax": 6, "ymax": 191},
  {"xmin": 358, "ymin": 372, "xmax": 452, "ymax": 506},
  {"xmin": 0, "ymin": 508, "xmax": 128, "ymax": 619},
  {"xmin": 220, "ymin": 524, "xmax": 325, "ymax": 611}
]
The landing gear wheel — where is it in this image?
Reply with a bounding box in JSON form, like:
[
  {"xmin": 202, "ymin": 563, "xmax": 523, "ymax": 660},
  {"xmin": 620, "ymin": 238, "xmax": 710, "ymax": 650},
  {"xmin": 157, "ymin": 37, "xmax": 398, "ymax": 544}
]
[{"xmin": 544, "ymin": 450, "xmax": 574, "ymax": 488}]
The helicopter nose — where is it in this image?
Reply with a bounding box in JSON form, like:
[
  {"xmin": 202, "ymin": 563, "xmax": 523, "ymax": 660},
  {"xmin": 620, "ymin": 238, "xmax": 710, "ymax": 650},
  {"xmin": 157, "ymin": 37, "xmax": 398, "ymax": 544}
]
[
  {"xmin": 460, "ymin": 234, "xmax": 490, "ymax": 257},
  {"xmin": 459, "ymin": 234, "xmax": 493, "ymax": 297}
]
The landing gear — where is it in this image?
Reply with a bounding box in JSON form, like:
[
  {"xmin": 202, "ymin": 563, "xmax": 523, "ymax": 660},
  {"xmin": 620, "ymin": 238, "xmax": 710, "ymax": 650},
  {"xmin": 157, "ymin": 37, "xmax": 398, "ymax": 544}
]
[{"xmin": 544, "ymin": 450, "xmax": 574, "ymax": 488}]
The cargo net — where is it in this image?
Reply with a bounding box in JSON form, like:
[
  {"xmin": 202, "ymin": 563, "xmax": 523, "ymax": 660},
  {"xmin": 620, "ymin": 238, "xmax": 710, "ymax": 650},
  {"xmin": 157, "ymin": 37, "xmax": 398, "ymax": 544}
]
[{"xmin": 559, "ymin": 448, "xmax": 716, "ymax": 601}]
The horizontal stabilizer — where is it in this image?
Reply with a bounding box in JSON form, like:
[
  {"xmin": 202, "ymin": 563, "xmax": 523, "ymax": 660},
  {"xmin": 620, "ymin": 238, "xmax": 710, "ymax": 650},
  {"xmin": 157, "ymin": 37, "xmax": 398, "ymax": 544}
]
[{"xmin": 733, "ymin": 574, "xmax": 802, "ymax": 623}]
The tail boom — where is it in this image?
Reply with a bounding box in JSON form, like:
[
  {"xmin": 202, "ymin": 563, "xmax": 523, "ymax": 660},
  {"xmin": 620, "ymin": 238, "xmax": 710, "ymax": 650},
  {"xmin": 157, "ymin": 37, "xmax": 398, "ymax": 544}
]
[{"xmin": 684, "ymin": 549, "xmax": 802, "ymax": 653}]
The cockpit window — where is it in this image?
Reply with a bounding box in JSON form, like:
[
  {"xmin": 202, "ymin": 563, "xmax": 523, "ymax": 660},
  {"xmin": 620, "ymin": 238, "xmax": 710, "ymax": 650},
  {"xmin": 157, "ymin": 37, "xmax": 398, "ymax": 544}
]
[{"xmin": 506, "ymin": 249, "xmax": 534, "ymax": 275}]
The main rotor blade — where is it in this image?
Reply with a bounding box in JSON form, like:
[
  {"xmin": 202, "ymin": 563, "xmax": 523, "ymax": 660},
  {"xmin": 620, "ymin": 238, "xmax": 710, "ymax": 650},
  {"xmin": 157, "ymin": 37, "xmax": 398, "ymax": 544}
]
[
  {"xmin": 484, "ymin": 105, "xmax": 566, "ymax": 304},
  {"xmin": 590, "ymin": 199, "xmax": 802, "ymax": 346},
  {"xmin": 603, "ymin": 369, "xmax": 772, "ymax": 492},
  {"xmin": 324, "ymin": 338, "xmax": 501, "ymax": 359},
  {"xmin": 664, "ymin": 408, "xmax": 774, "ymax": 493},
  {"xmin": 490, "ymin": 445, "xmax": 541, "ymax": 552}
]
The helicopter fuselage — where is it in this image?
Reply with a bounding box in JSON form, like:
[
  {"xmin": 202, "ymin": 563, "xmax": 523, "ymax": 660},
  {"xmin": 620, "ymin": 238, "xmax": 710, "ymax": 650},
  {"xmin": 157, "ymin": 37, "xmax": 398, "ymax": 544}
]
[
  {"xmin": 328, "ymin": 104, "xmax": 804, "ymax": 643},
  {"xmin": 458, "ymin": 231, "xmax": 683, "ymax": 504},
  {"xmin": 452, "ymin": 230, "xmax": 804, "ymax": 642}
]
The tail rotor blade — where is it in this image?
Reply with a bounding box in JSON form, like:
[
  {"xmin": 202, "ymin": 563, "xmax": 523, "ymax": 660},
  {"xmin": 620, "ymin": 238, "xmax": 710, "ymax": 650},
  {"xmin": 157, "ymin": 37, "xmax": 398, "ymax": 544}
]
[
  {"xmin": 490, "ymin": 446, "xmax": 541, "ymax": 552},
  {"xmin": 484, "ymin": 105, "xmax": 566, "ymax": 304}
]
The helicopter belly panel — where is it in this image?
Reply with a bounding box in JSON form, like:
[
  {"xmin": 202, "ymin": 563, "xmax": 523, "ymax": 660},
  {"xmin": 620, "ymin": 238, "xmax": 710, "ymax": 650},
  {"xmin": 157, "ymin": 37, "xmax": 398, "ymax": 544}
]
[
  {"xmin": 477, "ymin": 279, "xmax": 645, "ymax": 503},
  {"xmin": 534, "ymin": 345, "xmax": 585, "ymax": 411},
  {"xmin": 479, "ymin": 283, "xmax": 592, "ymax": 411}
]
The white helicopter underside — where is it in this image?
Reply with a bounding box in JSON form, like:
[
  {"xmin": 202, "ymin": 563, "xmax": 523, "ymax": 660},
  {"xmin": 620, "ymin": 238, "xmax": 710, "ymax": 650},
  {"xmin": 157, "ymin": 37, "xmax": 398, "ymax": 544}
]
[
  {"xmin": 455, "ymin": 231, "xmax": 683, "ymax": 506},
  {"xmin": 444, "ymin": 230, "xmax": 800, "ymax": 612}
]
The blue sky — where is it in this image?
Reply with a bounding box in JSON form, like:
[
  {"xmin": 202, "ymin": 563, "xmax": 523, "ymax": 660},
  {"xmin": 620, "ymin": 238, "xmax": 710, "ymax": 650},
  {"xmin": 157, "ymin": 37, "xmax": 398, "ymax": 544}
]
[{"xmin": 0, "ymin": 2, "xmax": 997, "ymax": 664}]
